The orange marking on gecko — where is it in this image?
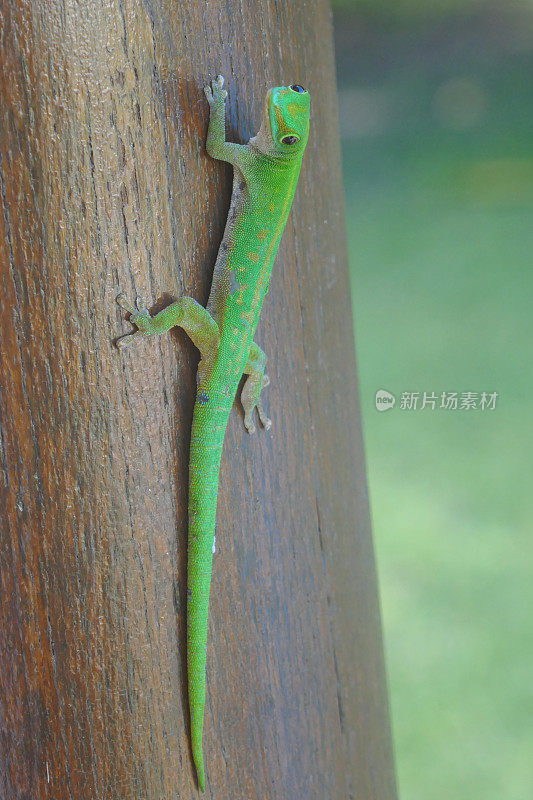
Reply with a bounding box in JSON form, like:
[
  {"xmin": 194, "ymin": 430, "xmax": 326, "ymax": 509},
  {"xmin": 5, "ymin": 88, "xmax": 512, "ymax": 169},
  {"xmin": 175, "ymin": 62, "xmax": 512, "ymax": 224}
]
[
  {"xmin": 250, "ymin": 170, "xmax": 298, "ymax": 318},
  {"xmin": 273, "ymin": 103, "xmax": 293, "ymax": 137},
  {"xmin": 287, "ymin": 101, "xmax": 306, "ymax": 118},
  {"xmin": 236, "ymin": 286, "xmax": 249, "ymax": 305}
]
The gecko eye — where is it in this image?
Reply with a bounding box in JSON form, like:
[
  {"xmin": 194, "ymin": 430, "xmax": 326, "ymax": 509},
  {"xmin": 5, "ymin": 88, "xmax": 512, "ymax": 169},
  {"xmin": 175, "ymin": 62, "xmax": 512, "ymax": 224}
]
[
  {"xmin": 290, "ymin": 84, "xmax": 306, "ymax": 94},
  {"xmin": 280, "ymin": 135, "xmax": 299, "ymax": 145}
]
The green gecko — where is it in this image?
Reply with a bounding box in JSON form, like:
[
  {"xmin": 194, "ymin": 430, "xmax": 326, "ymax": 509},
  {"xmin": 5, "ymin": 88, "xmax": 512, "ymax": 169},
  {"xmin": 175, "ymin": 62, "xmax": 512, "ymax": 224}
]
[{"xmin": 116, "ymin": 75, "xmax": 310, "ymax": 791}]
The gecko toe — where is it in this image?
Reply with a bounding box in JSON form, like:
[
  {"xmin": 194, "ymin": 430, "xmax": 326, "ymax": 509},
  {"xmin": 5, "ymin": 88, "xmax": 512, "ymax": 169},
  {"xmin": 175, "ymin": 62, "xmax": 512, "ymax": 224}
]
[
  {"xmin": 116, "ymin": 331, "xmax": 143, "ymax": 349},
  {"xmin": 116, "ymin": 292, "xmax": 137, "ymax": 314},
  {"xmin": 136, "ymin": 295, "xmax": 149, "ymax": 314},
  {"xmin": 244, "ymin": 416, "xmax": 256, "ymax": 434},
  {"xmin": 257, "ymin": 403, "xmax": 272, "ymax": 430}
]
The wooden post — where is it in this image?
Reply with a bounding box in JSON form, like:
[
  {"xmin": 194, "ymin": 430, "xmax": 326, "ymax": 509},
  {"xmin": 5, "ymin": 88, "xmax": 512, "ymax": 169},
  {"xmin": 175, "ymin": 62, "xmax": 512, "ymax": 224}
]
[{"xmin": 0, "ymin": 1, "xmax": 397, "ymax": 798}]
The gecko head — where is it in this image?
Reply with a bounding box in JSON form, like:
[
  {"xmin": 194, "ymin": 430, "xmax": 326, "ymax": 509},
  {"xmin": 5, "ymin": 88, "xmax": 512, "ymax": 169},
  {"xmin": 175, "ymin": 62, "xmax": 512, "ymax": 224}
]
[{"xmin": 250, "ymin": 84, "xmax": 310, "ymax": 159}]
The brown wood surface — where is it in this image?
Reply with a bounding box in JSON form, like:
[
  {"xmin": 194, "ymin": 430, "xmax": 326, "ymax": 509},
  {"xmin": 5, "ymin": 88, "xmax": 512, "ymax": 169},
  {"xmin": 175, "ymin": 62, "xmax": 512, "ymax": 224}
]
[{"xmin": 0, "ymin": 1, "xmax": 397, "ymax": 798}]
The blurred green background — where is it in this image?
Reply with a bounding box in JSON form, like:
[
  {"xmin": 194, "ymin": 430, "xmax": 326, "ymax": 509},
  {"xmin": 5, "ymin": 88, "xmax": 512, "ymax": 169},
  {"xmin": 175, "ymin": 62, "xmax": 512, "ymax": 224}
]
[{"xmin": 331, "ymin": 1, "xmax": 533, "ymax": 798}]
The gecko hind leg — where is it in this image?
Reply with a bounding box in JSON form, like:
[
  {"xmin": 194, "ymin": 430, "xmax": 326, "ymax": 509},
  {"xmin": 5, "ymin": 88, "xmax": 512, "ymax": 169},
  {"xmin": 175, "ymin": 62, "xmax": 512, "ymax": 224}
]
[
  {"xmin": 241, "ymin": 343, "xmax": 271, "ymax": 434},
  {"xmin": 116, "ymin": 292, "xmax": 219, "ymax": 361}
]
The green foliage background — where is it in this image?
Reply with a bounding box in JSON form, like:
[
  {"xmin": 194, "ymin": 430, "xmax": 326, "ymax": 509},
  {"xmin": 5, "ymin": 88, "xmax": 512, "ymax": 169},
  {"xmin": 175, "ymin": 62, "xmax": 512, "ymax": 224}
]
[
  {"xmin": 334, "ymin": 2, "xmax": 533, "ymax": 798},
  {"xmin": 332, "ymin": 0, "xmax": 526, "ymax": 21}
]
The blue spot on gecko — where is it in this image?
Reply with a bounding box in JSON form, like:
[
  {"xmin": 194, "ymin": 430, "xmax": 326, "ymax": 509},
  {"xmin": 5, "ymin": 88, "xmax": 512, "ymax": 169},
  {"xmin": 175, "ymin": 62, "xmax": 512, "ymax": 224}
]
[{"xmin": 198, "ymin": 391, "xmax": 209, "ymax": 404}]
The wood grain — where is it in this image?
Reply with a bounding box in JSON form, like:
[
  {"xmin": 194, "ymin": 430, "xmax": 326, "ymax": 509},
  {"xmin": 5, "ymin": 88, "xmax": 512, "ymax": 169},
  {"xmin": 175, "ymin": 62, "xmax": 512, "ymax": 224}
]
[{"xmin": 0, "ymin": 1, "xmax": 397, "ymax": 797}]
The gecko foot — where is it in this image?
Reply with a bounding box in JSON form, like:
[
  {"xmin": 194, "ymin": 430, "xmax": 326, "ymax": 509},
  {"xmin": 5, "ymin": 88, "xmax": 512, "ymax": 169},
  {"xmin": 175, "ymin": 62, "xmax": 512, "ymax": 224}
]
[
  {"xmin": 204, "ymin": 74, "xmax": 227, "ymax": 105},
  {"xmin": 116, "ymin": 292, "xmax": 154, "ymax": 348},
  {"xmin": 242, "ymin": 374, "xmax": 271, "ymax": 434}
]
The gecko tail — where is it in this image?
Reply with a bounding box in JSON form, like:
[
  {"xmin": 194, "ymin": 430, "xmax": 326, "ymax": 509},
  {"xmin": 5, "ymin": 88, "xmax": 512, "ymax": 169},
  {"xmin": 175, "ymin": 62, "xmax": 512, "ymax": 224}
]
[
  {"xmin": 188, "ymin": 577, "xmax": 210, "ymax": 793},
  {"xmin": 189, "ymin": 638, "xmax": 208, "ymax": 793},
  {"xmin": 193, "ymin": 741, "xmax": 205, "ymax": 792},
  {"xmin": 188, "ymin": 514, "xmax": 214, "ymax": 795},
  {"xmin": 191, "ymin": 688, "xmax": 206, "ymax": 791},
  {"xmin": 187, "ymin": 394, "xmax": 231, "ymax": 793}
]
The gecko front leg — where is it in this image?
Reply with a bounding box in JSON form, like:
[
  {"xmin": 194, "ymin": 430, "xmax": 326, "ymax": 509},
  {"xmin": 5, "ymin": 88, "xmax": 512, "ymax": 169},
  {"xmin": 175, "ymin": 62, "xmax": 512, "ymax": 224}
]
[
  {"xmin": 204, "ymin": 75, "xmax": 247, "ymax": 166},
  {"xmin": 241, "ymin": 342, "xmax": 271, "ymax": 434},
  {"xmin": 116, "ymin": 293, "xmax": 219, "ymax": 362}
]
